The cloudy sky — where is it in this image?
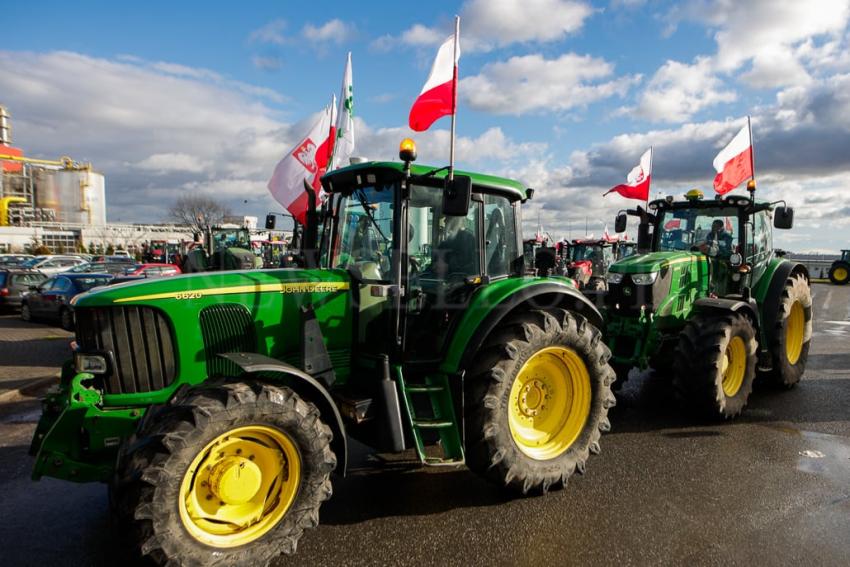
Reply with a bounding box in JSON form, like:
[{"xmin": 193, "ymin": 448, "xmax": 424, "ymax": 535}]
[{"xmin": 2, "ymin": 0, "xmax": 849, "ymax": 252}]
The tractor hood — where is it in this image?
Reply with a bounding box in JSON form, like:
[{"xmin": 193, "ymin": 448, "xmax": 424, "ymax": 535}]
[
  {"xmin": 609, "ymin": 251, "xmax": 705, "ymax": 274},
  {"xmin": 72, "ymin": 268, "xmax": 352, "ymax": 308}
]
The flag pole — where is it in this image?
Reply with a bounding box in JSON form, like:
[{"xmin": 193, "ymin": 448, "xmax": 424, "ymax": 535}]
[
  {"xmin": 747, "ymin": 115, "xmax": 756, "ymax": 196},
  {"xmin": 448, "ymin": 15, "xmax": 460, "ymax": 181},
  {"xmin": 327, "ymin": 93, "xmax": 337, "ymax": 171},
  {"xmin": 647, "ymin": 145, "xmax": 653, "ymax": 208}
]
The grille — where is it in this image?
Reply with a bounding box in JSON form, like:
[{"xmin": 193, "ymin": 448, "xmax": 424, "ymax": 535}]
[
  {"xmin": 199, "ymin": 304, "xmax": 257, "ymax": 377},
  {"xmin": 75, "ymin": 306, "xmax": 177, "ymax": 394}
]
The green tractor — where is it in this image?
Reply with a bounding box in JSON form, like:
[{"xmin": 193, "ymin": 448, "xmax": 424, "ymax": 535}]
[
  {"xmin": 606, "ymin": 188, "xmax": 812, "ymax": 418},
  {"xmin": 183, "ymin": 225, "xmax": 259, "ymax": 272},
  {"xmin": 29, "ymin": 141, "xmax": 615, "ymax": 565},
  {"xmin": 828, "ymin": 250, "xmax": 850, "ymax": 285}
]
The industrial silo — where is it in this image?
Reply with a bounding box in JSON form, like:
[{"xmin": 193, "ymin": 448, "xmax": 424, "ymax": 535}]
[{"xmin": 37, "ymin": 168, "xmax": 106, "ymax": 225}]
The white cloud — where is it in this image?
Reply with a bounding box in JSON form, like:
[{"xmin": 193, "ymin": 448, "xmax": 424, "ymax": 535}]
[
  {"xmin": 133, "ymin": 153, "xmax": 212, "ymax": 174},
  {"xmin": 375, "ymin": 0, "xmax": 593, "ymax": 53},
  {"xmin": 629, "ymin": 57, "xmax": 736, "ymax": 122},
  {"xmin": 248, "ymin": 19, "xmax": 288, "ymax": 45},
  {"xmin": 666, "ymin": 0, "xmax": 850, "ymax": 88},
  {"xmin": 302, "ymin": 19, "xmax": 356, "ymax": 44},
  {"xmin": 252, "ymin": 55, "xmax": 282, "ymax": 71},
  {"xmin": 460, "ymin": 53, "xmax": 640, "ymax": 115}
]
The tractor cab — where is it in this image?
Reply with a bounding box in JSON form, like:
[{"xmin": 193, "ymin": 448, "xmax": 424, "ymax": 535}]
[{"xmin": 319, "ymin": 152, "xmax": 524, "ymax": 362}]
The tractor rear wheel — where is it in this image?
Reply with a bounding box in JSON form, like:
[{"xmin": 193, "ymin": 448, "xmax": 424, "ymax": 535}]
[
  {"xmin": 828, "ymin": 262, "xmax": 849, "ymax": 285},
  {"xmin": 766, "ymin": 274, "xmax": 812, "ymax": 388},
  {"xmin": 111, "ymin": 381, "xmax": 336, "ymax": 566},
  {"xmin": 673, "ymin": 313, "xmax": 757, "ymax": 419},
  {"xmin": 465, "ymin": 309, "xmax": 615, "ymax": 494}
]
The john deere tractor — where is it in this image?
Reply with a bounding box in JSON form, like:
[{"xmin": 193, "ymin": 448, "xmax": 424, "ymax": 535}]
[
  {"xmin": 29, "ymin": 140, "xmax": 615, "ymax": 565},
  {"xmin": 828, "ymin": 249, "xmax": 850, "ymax": 285},
  {"xmin": 606, "ymin": 188, "xmax": 812, "ymax": 419}
]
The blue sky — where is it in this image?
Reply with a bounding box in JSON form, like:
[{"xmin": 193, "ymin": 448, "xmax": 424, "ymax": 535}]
[{"xmin": 2, "ymin": 0, "xmax": 850, "ymax": 251}]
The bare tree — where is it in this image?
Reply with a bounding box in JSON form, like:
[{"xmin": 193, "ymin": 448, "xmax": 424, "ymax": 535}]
[{"xmin": 168, "ymin": 195, "xmax": 232, "ymax": 234}]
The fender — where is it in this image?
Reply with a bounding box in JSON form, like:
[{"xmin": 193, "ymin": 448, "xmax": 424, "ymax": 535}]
[
  {"xmin": 218, "ymin": 352, "xmax": 348, "ymax": 475},
  {"xmin": 757, "ymin": 260, "xmax": 809, "ymax": 345},
  {"xmin": 441, "ymin": 279, "xmax": 603, "ymax": 375},
  {"xmin": 693, "ymin": 297, "xmax": 759, "ymax": 329}
]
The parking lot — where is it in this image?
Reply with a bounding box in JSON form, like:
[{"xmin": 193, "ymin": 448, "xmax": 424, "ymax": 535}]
[{"xmin": 0, "ymin": 282, "xmax": 848, "ymax": 566}]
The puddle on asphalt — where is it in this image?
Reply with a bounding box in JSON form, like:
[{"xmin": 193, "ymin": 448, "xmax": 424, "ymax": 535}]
[
  {"xmin": 794, "ymin": 430, "xmax": 850, "ymax": 483},
  {"xmin": 0, "ymin": 408, "xmax": 42, "ymax": 424}
]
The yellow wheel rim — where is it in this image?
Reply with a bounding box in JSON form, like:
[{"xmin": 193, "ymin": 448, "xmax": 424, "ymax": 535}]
[
  {"xmin": 785, "ymin": 301, "xmax": 805, "ymax": 365},
  {"xmin": 508, "ymin": 346, "xmax": 592, "ymax": 461},
  {"xmin": 721, "ymin": 335, "xmax": 747, "ymax": 397},
  {"xmin": 834, "ymin": 267, "xmax": 848, "ymax": 282},
  {"xmin": 178, "ymin": 425, "xmax": 300, "ymax": 548}
]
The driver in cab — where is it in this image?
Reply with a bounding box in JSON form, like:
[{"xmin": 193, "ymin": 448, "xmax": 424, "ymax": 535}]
[{"xmin": 698, "ymin": 219, "xmax": 733, "ymax": 256}]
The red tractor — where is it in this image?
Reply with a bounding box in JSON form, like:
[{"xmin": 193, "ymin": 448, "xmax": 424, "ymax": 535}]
[{"xmin": 566, "ymin": 238, "xmax": 627, "ymax": 291}]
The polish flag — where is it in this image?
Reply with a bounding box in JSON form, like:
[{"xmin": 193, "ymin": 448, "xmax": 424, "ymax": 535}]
[
  {"xmin": 664, "ymin": 218, "xmax": 682, "ymax": 230},
  {"xmin": 267, "ymin": 100, "xmax": 336, "ymax": 225},
  {"xmin": 713, "ymin": 123, "xmax": 753, "ymax": 195},
  {"xmin": 604, "ymin": 148, "xmax": 652, "ymax": 201},
  {"xmin": 409, "ymin": 33, "xmax": 460, "ymax": 132}
]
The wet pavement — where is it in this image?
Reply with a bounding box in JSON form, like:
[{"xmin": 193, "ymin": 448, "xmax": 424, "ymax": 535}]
[{"xmin": 0, "ymin": 283, "xmax": 848, "ymax": 566}]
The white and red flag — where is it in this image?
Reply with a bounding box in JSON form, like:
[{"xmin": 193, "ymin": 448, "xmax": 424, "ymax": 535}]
[
  {"xmin": 713, "ymin": 121, "xmax": 753, "ymax": 195},
  {"xmin": 604, "ymin": 148, "xmax": 652, "ymax": 201},
  {"xmin": 408, "ymin": 31, "xmax": 460, "ymax": 132},
  {"xmin": 267, "ymin": 99, "xmax": 336, "ymax": 225}
]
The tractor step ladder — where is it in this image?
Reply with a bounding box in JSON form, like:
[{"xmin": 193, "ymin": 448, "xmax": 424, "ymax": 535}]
[{"xmin": 395, "ymin": 366, "xmax": 464, "ymax": 466}]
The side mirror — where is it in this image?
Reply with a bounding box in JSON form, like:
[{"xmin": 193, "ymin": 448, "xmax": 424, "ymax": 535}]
[
  {"xmin": 774, "ymin": 206, "xmax": 794, "ymax": 229},
  {"xmin": 615, "ymin": 213, "xmax": 627, "ymax": 233},
  {"xmin": 442, "ymin": 175, "xmax": 472, "ymax": 217},
  {"xmin": 265, "ymin": 214, "xmax": 276, "ymax": 230}
]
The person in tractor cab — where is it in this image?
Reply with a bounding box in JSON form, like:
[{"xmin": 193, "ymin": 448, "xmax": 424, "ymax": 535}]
[
  {"xmin": 433, "ymin": 215, "xmax": 477, "ymax": 277},
  {"xmin": 698, "ymin": 219, "xmax": 733, "ymax": 256}
]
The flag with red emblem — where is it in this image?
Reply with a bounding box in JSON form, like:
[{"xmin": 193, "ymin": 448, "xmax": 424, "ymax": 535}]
[{"xmin": 267, "ymin": 98, "xmax": 336, "ymax": 224}]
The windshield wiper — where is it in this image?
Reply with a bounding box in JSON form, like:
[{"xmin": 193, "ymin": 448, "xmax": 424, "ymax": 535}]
[{"xmin": 355, "ymin": 189, "xmax": 390, "ymax": 243}]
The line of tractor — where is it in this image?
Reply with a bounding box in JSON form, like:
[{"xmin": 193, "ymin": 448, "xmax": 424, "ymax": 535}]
[{"xmin": 27, "ymin": 139, "xmax": 812, "ymax": 565}]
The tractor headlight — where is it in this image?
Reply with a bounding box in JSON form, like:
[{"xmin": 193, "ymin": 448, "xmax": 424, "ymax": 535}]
[
  {"xmin": 607, "ymin": 272, "xmax": 624, "ymax": 284},
  {"xmin": 630, "ymin": 272, "xmax": 658, "ymax": 285},
  {"xmin": 74, "ymin": 353, "xmax": 108, "ymax": 375}
]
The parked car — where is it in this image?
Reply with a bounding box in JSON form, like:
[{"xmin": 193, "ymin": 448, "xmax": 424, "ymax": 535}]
[
  {"xmin": 0, "ymin": 269, "xmax": 47, "ymax": 312},
  {"xmin": 20, "ymin": 273, "xmax": 113, "ymax": 330},
  {"xmin": 112, "ymin": 250, "xmax": 131, "ymax": 258},
  {"xmin": 66, "ymin": 261, "xmax": 137, "ymax": 275},
  {"xmin": 91, "ymin": 255, "xmax": 135, "ymax": 263},
  {"xmin": 20, "ymin": 255, "xmax": 87, "ymax": 275},
  {"xmin": 0, "ymin": 254, "xmax": 35, "ymax": 267},
  {"xmin": 123, "ymin": 262, "xmax": 182, "ymax": 277}
]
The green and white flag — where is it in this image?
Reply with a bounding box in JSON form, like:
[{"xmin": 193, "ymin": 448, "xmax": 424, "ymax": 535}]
[{"xmin": 333, "ymin": 52, "xmax": 355, "ymax": 169}]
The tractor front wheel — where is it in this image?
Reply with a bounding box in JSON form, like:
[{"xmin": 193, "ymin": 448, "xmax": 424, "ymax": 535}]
[
  {"xmin": 766, "ymin": 274, "xmax": 812, "ymax": 387},
  {"xmin": 111, "ymin": 381, "xmax": 336, "ymax": 566},
  {"xmin": 673, "ymin": 313, "xmax": 757, "ymax": 419},
  {"xmin": 828, "ymin": 262, "xmax": 849, "ymax": 285},
  {"xmin": 465, "ymin": 309, "xmax": 615, "ymax": 494}
]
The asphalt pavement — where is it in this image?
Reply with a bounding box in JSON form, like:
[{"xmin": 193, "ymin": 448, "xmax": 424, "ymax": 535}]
[{"xmin": 0, "ymin": 283, "xmax": 848, "ymax": 566}]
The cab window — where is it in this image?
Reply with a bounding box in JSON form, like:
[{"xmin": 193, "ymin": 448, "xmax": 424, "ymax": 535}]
[
  {"xmin": 332, "ymin": 185, "xmax": 395, "ymax": 281},
  {"xmin": 659, "ymin": 208, "xmax": 739, "ymax": 257},
  {"xmin": 483, "ymin": 194, "xmax": 518, "ymax": 277}
]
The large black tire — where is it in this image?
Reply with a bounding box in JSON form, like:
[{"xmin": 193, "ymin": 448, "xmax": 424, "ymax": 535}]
[
  {"xmin": 610, "ymin": 362, "xmax": 633, "ymax": 392},
  {"xmin": 673, "ymin": 313, "xmax": 757, "ymax": 419},
  {"xmin": 766, "ymin": 274, "xmax": 812, "ymax": 388},
  {"xmin": 20, "ymin": 302, "xmax": 32, "ymax": 322},
  {"xmin": 828, "ymin": 262, "xmax": 850, "ymax": 285},
  {"xmin": 465, "ymin": 308, "xmax": 615, "ymax": 494},
  {"xmin": 111, "ymin": 381, "xmax": 336, "ymax": 566}
]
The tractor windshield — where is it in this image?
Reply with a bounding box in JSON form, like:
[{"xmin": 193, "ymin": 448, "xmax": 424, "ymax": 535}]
[
  {"xmin": 332, "ymin": 184, "xmax": 395, "ymax": 280},
  {"xmin": 658, "ymin": 207, "xmax": 740, "ymax": 257}
]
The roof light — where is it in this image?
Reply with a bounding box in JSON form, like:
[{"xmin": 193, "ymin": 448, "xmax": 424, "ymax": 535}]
[
  {"xmin": 399, "ymin": 138, "xmax": 417, "ymax": 162},
  {"xmin": 685, "ymin": 188, "xmax": 704, "ymax": 200}
]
